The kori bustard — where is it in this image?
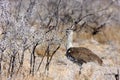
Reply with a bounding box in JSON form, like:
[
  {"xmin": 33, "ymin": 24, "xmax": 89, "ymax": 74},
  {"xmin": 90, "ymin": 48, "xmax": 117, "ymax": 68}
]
[{"xmin": 65, "ymin": 29, "xmax": 103, "ymax": 68}]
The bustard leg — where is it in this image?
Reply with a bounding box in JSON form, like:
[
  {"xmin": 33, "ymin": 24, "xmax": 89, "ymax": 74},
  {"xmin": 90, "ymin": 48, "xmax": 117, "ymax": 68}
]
[
  {"xmin": 78, "ymin": 60, "xmax": 84, "ymax": 74},
  {"xmin": 79, "ymin": 66, "xmax": 82, "ymax": 74}
]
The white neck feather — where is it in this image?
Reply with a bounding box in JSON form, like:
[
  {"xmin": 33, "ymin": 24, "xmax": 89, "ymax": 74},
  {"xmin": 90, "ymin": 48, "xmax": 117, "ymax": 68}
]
[{"xmin": 66, "ymin": 29, "xmax": 73, "ymax": 50}]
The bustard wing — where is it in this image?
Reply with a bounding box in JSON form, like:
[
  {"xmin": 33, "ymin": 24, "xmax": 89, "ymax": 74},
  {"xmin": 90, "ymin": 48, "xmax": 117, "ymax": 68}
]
[
  {"xmin": 77, "ymin": 52, "xmax": 93, "ymax": 62},
  {"xmin": 78, "ymin": 48, "xmax": 102, "ymax": 65},
  {"xmin": 77, "ymin": 48, "xmax": 95, "ymax": 62}
]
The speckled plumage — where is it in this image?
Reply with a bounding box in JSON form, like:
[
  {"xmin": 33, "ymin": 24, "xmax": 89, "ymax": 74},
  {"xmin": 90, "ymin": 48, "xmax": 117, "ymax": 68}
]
[{"xmin": 66, "ymin": 47, "xmax": 103, "ymax": 66}]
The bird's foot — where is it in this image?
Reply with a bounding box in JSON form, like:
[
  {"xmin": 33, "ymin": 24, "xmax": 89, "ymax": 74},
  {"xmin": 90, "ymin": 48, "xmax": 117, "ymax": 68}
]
[
  {"xmin": 79, "ymin": 67, "xmax": 82, "ymax": 74},
  {"xmin": 79, "ymin": 70, "xmax": 81, "ymax": 74}
]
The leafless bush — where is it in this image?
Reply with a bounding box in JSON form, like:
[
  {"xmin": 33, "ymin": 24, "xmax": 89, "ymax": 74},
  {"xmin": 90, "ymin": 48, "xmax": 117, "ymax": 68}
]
[{"xmin": 0, "ymin": 0, "xmax": 119, "ymax": 79}]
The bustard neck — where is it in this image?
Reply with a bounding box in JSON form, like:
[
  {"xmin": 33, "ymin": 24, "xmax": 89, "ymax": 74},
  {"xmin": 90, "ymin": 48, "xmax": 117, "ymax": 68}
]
[{"xmin": 66, "ymin": 29, "xmax": 73, "ymax": 50}]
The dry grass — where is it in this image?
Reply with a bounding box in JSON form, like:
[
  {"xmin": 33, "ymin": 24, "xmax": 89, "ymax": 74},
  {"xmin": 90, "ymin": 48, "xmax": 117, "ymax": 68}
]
[
  {"xmin": 73, "ymin": 25, "xmax": 120, "ymax": 45},
  {"xmin": 1, "ymin": 25, "xmax": 120, "ymax": 80}
]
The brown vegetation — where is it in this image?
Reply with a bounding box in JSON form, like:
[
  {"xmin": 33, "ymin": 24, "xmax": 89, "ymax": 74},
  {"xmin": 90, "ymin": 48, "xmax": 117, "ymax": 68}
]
[{"xmin": 74, "ymin": 25, "xmax": 120, "ymax": 44}]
